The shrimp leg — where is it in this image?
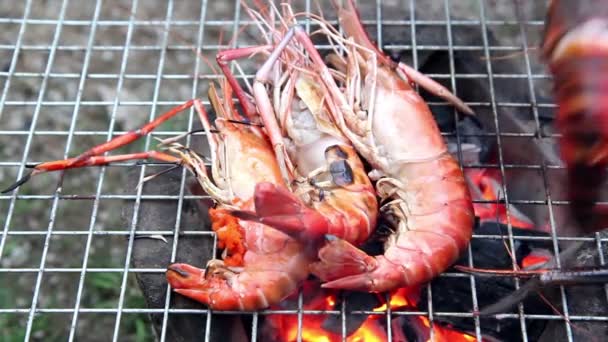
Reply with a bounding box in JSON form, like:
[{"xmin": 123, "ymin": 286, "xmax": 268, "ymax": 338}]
[{"xmin": 2, "ymin": 100, "xmax": 197, "ymax": 193}]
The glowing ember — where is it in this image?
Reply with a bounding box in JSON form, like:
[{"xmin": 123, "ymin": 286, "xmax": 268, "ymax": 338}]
[
  {"xmin": 266, "ymin": 284, "xmax": 477, "ymax": 342},
  {"xmin": 467, "ymin": 169, "xmax": 535, "ymax": 229},
  {"xmin": 413, "ymin": 317, "xmax": 477, "ymax": 342},
  {"xmin": 268, "ymin": 288, "xmax": 387, "ymax": 342},
  {"xmin": 373, "ymin": 287, "xmax": 419, "ymax": 312},
  {"xmin": 522, "ymin": 253, "xmax": 551, "ymax": 269},
  {"xmin": 264, "ymin": 168, "xmax": 540, "ymax": 341}
]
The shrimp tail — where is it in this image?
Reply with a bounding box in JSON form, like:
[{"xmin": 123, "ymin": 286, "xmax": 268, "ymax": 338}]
[
  {"xmin": 229, "ymin": 182, "xmax": 331, "ymax": 241},
  {"xmin": 311, "ymin": 238, "xmax": 411, "ymax": 292},
  {"xmin": 167, "ymin": 261, "xmax": 298, "ymax": 311},
  {"xmin": 309, "ymin": 236, "xmax": 377, "ymax": 283},
  {"xmin": 166, "ymin": 263, "xmax": 243, "ymax": 310}
]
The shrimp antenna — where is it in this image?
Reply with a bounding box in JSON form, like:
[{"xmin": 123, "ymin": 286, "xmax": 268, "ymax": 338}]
[
  {"xmin": 138, "ymin": 163, "xmax": 183, "ymax": 189},
  {"xmin": 226, "ymin": 119, "xmax": 264, "ymax": 127},
  {"xmin": 1, "ymin": 170, "xmax": 34, "ymax": 194}
]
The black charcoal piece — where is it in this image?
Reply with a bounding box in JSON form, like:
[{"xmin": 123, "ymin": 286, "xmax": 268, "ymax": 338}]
[
  {"xmin": 123, "ymin": 166, "xmax": 248, "ymax": 342},
  {"xmin": 538, "ymin": 240, "xmax": 608, "ymax": 342},
  {"xmin": 463, "ymin": 222, "xmax": 553, "ymax": 269},
  {"xmin": 396, "ymin": 316, "xmax": 487, "ymax": 342},
  {"xmin": 417, "ymin": 223, "xmax": 553, "ymax": 342}
]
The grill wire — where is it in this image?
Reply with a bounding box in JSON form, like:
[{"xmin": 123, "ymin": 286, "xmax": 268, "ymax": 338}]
[{"xmin": 0, "ymin": 0, "xmax": 607, "ymax": 341}]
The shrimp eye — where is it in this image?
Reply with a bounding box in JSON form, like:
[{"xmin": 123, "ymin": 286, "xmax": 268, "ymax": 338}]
[{"xmin": 329, "ymin": 160, "xmax": 354, "ymax": 186}]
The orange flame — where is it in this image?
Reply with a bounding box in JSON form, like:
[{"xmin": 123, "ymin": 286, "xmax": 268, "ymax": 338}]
[
  {"xmin": 467, "ymin": 169, "xmax": 535, "ymax": 229},
  {"xmin": 267, "ymin": 284, "xmax": 477, "ymax": 342},
  {"xmin": 522, "ymin": 253, "xmax": 551, "ymax": 269},
  {"xmin": 417, "ymin": 317, "xmax": 477, "ymax": 342},
  {"xmin": 273, "ymin": 290, "xmax": 387, "ymax": 342},
  {"xmin": 373, "ymin": 287, "xmax": 418, "ymax": 312}
]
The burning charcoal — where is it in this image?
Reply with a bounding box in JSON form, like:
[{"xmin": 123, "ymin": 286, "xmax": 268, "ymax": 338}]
[
  {"xmin": 397, "ymin": 316, "xmax": 425, "ymax": 342},
  {"xmin": 419, "ymin": 273, "xmax": 550, "ymax": 342},
  {"xmin": 396, "ymin": 316, "xmax": 483, "ymax": 342},
  {"xmin": 321, "ymin": 291, "xmax": 382, "ymax": 336},
  {"xmin": 538, "ymin": 239, "xmax": 608, "ymax": 342},
  {"xmin": 466, "ymin": 222, "xmax": 553, "ymax": 269},
  {"xmin": 411, "ymin": 22, "xmax": 566, "ymax": 238},
  {"xmin": 123, "ymin": 167, "xmax": 246, "ymax": 342},
  {"xmin": 416, "ymin": 222, "xmax": 554, "ymax": 341}
]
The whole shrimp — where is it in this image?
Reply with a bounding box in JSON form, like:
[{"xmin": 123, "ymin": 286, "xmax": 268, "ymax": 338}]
[
  {"xmin": 318, "ymin": 0, "xmax": 474, "ymax": 292},
  {"xmin": 165, "ymin": 79, "xmax": 314, "ymax": 311},
  {"xmin": 217, "ymin": 3, "xmax": 378, "ymax": 247},
  {"xmin": 0, "ymin": 73, "xmax": 313, "ymax": 310},
  {"xmin": 242, "ymin": 0, "xmax": 474, "ymax": 293},
  {"xmin": 541, "ymin": 0, "xmax": 608, "ymax": 233}
]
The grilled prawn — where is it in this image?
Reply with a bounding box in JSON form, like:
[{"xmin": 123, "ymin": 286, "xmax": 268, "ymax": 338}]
[
  {"xmin": 541, "ymin": 0, "xmax": 608, "ymax": 233},
  {"xmin": 165, "ymin": 80, "xmax": 314, "ymax": 311},
  {"xmin": 217, "ymin": 3, "xmax": 378, "ymax": 247},
  {"xmin": 0, "ymin": 74, "xmax": 313, "ymax": 310},
  {"xmin": 314, "ymin": 0, "xmax": 474, "ymax": 292},
  {"xmin": 243, "ymin": 0, "xmax": 474, "ymax": 292}
]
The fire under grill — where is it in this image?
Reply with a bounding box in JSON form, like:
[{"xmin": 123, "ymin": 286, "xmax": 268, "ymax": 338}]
[{"xmin": 1, "ymin": 0, "xmax": 607, "ymax": 341}]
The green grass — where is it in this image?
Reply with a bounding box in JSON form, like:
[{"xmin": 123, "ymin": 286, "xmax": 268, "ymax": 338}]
[
  {"xmin": 0, "ymin": 220, "xmax": 153, "ymax": 341},
  {"xmin": 0, "ymin": 274, "xmax": 153, "ymax": 341},
  {"xmin": 84, "ymin": 269, "xmax": 153, "ymax": 341},
  {"xmin": 0, "ymin": 281, "xmax": 64, "ymax": 342}
]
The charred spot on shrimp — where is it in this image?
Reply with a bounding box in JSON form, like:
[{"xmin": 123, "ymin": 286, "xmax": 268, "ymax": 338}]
[
  {"xmin": 323, "ymin": 145, "xmax": 355, "ymax": 186},
  {"xmin": 325, "ymin": 145, "xmax": 349, "ymax": 159},
  {"xmin": 329, "ymin": 160, "xmax": 354, "ymax": 186}
]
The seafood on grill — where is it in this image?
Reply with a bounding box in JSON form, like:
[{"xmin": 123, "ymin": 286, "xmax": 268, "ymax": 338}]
[
  {"xmin": 217, "ymin": 3, "xmax": 379, "ymax": 247},
  {"xmin": 310, "ymin": 0, "xmax": 475, "ymax": 293},
  {"xmin": 0, "ymin": 76, "xmax": 315, "ymax": 310},
  {"xmin": 165, "ymin": 80, "xmax": 315, "ymax": 311},
  {"xmin": 227, "ymin": 0, "xmax": 475, "ymax": 293},
  {"xmin": 541, "ymin": 0, "xmax": 608, "ymax": 234}
]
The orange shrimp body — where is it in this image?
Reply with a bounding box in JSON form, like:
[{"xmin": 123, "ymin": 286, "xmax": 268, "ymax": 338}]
[
  {"xmin": 166, "ymin": 81, "xmax": 312, "ymax": 310},
  {"xmin": 226, "ymin": 4, "xmax": 378, "ymax": 248},
  {"xmin": 286, "ymin": 0, "xmax": 475, "ymax": 292},
  {"xmin": 542, "ymin": 0, "xmax": 608, "ymax": 232}
]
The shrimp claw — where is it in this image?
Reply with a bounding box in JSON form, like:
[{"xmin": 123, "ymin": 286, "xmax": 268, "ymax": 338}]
[{"xmin": 229, "ymin": 182, "xmax": 331, "ymax": 242}]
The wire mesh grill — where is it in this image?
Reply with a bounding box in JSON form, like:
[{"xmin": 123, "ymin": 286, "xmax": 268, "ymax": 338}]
[{"xmin": 1, "ymin": 0, "xmax": 607, "ymax": 341}]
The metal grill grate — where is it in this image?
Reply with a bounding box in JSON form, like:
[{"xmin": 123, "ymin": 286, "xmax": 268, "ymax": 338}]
[{"xmin": 1, "ymin": 1, "xmax": 607, "ymax": 341}]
